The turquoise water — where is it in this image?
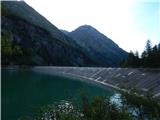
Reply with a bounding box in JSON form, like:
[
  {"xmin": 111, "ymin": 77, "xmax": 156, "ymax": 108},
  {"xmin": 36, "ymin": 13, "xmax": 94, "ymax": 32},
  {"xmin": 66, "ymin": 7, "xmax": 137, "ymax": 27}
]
[{"xmin": 2, "ymin": 69, "xmax": 116, "ymax": 120}]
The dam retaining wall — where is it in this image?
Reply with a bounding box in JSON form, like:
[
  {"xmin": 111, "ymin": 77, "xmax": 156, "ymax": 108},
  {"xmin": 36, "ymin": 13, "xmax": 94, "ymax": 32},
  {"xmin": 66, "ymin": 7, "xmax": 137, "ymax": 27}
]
[{"xmin": 33, "ymin": 67, "xmax": 160, "ymax": 97}]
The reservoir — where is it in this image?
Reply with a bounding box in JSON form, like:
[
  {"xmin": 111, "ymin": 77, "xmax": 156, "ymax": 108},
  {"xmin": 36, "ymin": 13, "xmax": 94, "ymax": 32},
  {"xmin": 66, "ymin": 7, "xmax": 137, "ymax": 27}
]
[{"xmin": 2, "ymin": 68, "xmax": 116, "ymax": 120}]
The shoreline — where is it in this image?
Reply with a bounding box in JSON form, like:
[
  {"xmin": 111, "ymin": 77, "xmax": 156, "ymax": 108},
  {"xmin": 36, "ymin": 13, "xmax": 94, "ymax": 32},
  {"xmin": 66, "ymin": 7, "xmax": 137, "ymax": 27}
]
[
  {"xmin": 61, "ymin": 72, "xmax": 127, "ymax": 93},
  {"xmin": 3, "ymin": 66, "xmax": 160, "ymax": 98},
  {"xmin": 32, "ymin": 68, "xmax": 127, "ymax": 93},
  {"xmin": 31, "ymin": 66, "xmax": 160, "ymax": 98}
]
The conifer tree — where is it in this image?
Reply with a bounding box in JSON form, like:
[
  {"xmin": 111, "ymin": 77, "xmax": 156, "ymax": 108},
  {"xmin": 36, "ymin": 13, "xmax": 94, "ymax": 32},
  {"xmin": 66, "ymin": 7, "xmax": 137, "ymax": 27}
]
[{"xmin": 121, "ymin": 40, "xmax": 160, "ymax": 68}]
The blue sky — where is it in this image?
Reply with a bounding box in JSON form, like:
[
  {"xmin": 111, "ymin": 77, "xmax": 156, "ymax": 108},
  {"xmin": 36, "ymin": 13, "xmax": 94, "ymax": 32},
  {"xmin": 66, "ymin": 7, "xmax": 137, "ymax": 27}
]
[
  {"xmin": 133, "ymin": 1, "xmax": 159, "ymax": 46},
  {"xmin": 25, "ymin": 0, "xmax": 160, "ymax": 53}
]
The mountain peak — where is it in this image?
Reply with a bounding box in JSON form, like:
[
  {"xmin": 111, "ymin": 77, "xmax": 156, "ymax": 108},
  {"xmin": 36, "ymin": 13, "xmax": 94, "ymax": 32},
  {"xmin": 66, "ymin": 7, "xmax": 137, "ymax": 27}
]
[
  {"xmin": 1, "ymin": 1, "xmax": 96, "ymax": 66},
  {"xmin": 80, "ymin": 25, "xmax": 94, "ymax": 29},
  {"xmin": 68, "ymin": 25, "xmax": 128, "ymax": 66},
  {"xmin": 74, "ymin": 25, "xmax": 97, "ymax": 32}
]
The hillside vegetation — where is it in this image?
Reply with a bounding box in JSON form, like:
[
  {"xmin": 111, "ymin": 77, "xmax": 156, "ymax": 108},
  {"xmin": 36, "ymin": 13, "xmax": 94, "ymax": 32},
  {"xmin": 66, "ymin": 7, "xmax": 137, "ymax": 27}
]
[
  {"xmin": 1, "ymin": 1, "xmax": 128, "ymax": 67},
  {"xmin": 18, "ymin": 92, "xmax": 160, "ymax": 120},
  {"xmin": 1, "ymin": 1, "xmax": 96, "ymax": 66}
]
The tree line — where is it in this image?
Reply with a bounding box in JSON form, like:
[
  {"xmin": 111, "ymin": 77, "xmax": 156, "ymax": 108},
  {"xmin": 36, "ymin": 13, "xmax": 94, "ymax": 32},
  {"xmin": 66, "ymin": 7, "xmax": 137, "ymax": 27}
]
[{"xmin": 121, "ymin": 40, "xmax": 160, "ymax": 68}]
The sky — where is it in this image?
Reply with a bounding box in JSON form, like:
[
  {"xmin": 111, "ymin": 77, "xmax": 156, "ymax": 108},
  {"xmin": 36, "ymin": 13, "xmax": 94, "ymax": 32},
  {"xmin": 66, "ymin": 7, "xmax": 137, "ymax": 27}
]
[{"xmin": 24, "ymin": 0, "xmax": 160, "ymax": 53}]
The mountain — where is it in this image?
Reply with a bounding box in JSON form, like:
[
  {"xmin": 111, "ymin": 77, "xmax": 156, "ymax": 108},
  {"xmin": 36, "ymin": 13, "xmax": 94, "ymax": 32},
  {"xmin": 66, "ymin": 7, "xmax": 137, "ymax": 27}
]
[
  {"xmin": 1, "ymin": 1, "xmax": 127, "ymax": 67},
  {"xmin": 1, "ymin": 1, "xmax": 95, "ymax": 66},
  {"xmin": 61, "ymin": 29, "xmax": 70, "ymax": 35},
  {"xmin": 67, "ymin": 25, "xmax": 128, "ymax": 66}
]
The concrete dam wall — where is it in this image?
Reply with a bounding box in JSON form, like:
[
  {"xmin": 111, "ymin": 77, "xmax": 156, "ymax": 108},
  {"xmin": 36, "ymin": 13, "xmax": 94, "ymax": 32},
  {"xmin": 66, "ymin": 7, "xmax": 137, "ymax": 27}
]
[{"xmin": 33, "ymin": 67, "xmax": 160, "ymax": 97}]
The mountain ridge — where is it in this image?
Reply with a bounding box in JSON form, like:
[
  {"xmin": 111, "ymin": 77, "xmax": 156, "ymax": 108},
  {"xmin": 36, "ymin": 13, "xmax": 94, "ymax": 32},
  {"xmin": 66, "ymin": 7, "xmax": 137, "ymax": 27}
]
[
  {"xmin": 66, "ymin": 25, "xmax": 128, "ymax": 66},
  {"xmin": 1, "ymin": 1, "xmax": 128, "ymax": 67},
  {"xmin": 1, "ymin": 1, "xmax": 96, "ymax": 66}
]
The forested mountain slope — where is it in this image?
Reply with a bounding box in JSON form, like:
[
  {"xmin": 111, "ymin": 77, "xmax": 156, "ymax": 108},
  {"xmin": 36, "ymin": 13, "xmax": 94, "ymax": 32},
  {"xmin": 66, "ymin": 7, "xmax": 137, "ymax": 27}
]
[{"xmin": 1, "ymin": 1, "xmax": 95, "ymax": 66}]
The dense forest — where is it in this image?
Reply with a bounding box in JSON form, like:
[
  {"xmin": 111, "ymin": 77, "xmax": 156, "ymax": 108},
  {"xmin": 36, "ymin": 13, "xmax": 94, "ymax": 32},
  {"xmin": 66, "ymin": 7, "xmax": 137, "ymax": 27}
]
[{"xmin": 121, "ymin": 40, "xmax": 160, "ymax": 68}]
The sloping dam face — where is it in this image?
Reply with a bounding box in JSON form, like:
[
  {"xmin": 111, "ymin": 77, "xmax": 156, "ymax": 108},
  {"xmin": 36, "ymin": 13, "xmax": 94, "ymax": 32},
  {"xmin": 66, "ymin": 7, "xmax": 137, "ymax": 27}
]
[{"xmin": 33, "ymin": 67, "xmax": 160, "ymax": 97}]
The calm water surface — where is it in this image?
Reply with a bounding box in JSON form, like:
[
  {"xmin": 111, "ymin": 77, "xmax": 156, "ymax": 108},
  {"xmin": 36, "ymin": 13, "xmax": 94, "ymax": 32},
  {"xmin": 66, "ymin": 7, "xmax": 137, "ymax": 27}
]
[{"xmin": 2, "ymin": 69, "xmax": 116, "ymax": 120}]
